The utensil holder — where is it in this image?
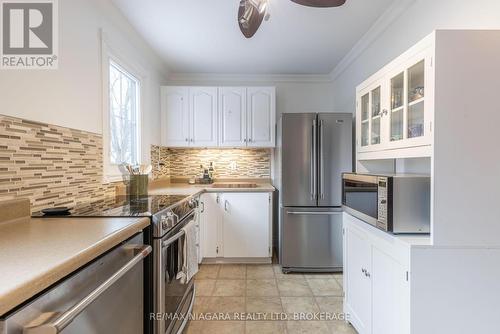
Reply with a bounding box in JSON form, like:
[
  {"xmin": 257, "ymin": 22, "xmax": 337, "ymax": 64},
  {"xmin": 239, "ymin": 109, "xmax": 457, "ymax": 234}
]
[{"xmin": 129, "ymin": 174, "xmax": 149, "ymax": 197}]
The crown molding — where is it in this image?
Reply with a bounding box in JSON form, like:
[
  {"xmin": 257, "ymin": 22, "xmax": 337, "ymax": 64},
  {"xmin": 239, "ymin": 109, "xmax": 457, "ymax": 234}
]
[
  {"xmin": 167, "ymin": 72, "xmax": 333, "ymax": 83},
  {"xmin": 329, "ymin": 0, "xmax": 416, "ymax": 81}
]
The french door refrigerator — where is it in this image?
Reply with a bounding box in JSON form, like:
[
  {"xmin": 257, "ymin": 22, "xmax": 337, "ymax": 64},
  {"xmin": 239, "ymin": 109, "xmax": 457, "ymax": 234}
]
[{"xmin": 279, "ymin": 113, "xmax": 352, "ymax": 272}]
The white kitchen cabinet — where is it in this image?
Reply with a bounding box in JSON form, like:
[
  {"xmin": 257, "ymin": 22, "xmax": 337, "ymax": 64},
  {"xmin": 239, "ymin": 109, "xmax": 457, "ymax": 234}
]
[
  {"xmin": 218, "ymin": 87, "xmax": 247, "ymax": 147},
  {"xmin": 199, "ymin": 193, "xmax": 222, "ymax": 258},
  {"xmin": 246, "ymin": 87, "xmax": 276, "ymax": 147},
  {"xmin": 161, "ymin": 86, "xmax": 190, "ymax": 147},
  {"xmin": 198, "ymin": 192, "xmax": 272, "ymax": 260},
  {"xmin": 162, "ymin": 86, "xmax": 275, "ymax": 148},
  {"xmin": 190, "ymin": 87, "xmax": 218, "ymax": 147},
  {"xmin": 344, "ymin": 226, "xmax": 372, "ymax": 334},
  {"xmin": 343, "ymin": 212, "xmax": 410, "ymax": 334},
  {"xmin": 356, "ymin": 39, "xmax": 434, "ymax": 158},
  {"xmin": 371, "ymin": 247, "xmax": 410, "ymax": 334},
  {"xmin": 221, "ymin": 192, "xmax": 271, "ymax": 258},
  {"xmin": 161, "ymin": 86, "xmax": 217, "ymax": 147}
]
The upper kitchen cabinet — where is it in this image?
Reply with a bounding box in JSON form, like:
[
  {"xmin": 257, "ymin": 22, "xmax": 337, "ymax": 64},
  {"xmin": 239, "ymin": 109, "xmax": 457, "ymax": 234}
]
[
  {"xmin": 162, "ymin": 86, "xmax": 276, "ymax": 148},
  {"xmin": 161, "ymin": 86, "xmax": 190, "ymax": 147},
  {"xmin": 189, "ymin": 87, "xmax": 218, "ymax": 147},
  {"xmin": 356, "ymin": 39, "xmax": 434, "ymax": 159},
  {"xmin": 161, "ymin": 86, "xmax": 218, "ymax": 147},
  {"xmin": 219, "ymin": 87, "xmax": 247, "ymax": 147},
  {"xmin": 246, "ymin": 87, "xmax": 276, "ymax": 147}
]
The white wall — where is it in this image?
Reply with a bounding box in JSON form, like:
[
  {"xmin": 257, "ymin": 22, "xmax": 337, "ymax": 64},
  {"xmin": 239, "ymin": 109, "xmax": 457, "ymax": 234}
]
[
  {"xmin": 0, "ymin": 0, "xmax": 169, "ymax": 164},
  {"xmin": 331, "ymin": 0, "xmax": 500, "ymax": 112}
]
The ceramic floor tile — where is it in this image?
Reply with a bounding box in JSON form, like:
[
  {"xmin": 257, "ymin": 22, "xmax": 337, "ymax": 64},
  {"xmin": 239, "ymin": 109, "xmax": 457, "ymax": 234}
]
[
  {"xmin": 335, "ymin": 276, "xmax": 344, "ymax": 288},
  {"xmin": 315, "ymin": 296, "xmax": 344, "ymax": 314},
  {"xmin": 246, "ymin": 321, "xmax": 286, "ymax": 334},
  {"xmin": 281, "ymin": 297, "xmax": 320, "ymax": 318},
  {"xmin": 195, "ymin": 264, "xmax": 220, "ymax": 280},
  {"xmin": 246, "ymin": 264, "xmax": 275, "ymax": 279},
  {"xmin": 192, "ymin": 296, "xmax": 210, "ymax": 314},
  {"xmin": 213, "ymin": 279, "xmax": 246, "ymax": 296},
  {"xmin": 277, "ymin": 278, "xmax": 312, "ymax": 296},
  {"xmin": 328, "ymin": 320, "xmax": 358, "ymax": 333},
  {"xmin": 303, "ymin": 273, "xmax": 336, "ymax": 279},
  {"xmin": 246, "ymin": 296, "xmax": 283, "ymax": 315},
  {"xmin": 273, "ymin": 265, "xmax": 304, "ymax": 279},
  {"xmin": 203, "ymin": 296, "xmax": 245, "ymax": 319},
  {"xmin": 218, "ymin": 264, "xmax": 246, "ymax": 279},
  {"xmin": 307, "ymin": 278, "xmax": 343, "ymax": 296},
  {"xmin": 286, "ymin": 321, "xmax": 330, "ymax": 334},
  {"xmin": 185, "ymin": 320, "xmax": 245, "ymax": 334},
  {"xmin": 246, "ymin": 279, "xmax": 279, "ymax": 297},
  {"xmin": 195, "ymin": 279, "xmax": 216, "ymax": 296}
]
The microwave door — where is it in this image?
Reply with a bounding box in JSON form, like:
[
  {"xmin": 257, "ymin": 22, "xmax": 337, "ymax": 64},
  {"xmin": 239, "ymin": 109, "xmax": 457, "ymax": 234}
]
[{"xmin": 343, "ymin": 179, "xmax": 379, "ymax": 227}]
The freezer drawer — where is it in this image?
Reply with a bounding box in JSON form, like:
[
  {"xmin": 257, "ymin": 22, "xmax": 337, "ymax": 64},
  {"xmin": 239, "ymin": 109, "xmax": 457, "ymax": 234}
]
[{"xmin": 281, "ymin": 207, "xmax": 343, "ymax": 272}]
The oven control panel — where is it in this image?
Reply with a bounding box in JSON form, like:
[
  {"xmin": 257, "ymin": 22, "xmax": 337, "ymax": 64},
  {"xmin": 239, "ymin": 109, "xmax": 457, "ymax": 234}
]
[{"xmin": 377, "ymin": 177, "xmax": 388, "ymax": 230}]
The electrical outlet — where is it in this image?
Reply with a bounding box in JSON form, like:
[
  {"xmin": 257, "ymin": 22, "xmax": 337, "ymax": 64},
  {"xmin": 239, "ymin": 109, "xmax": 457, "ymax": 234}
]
[{"xmin": 229, "ymin": 161, "xmax": 237, "ymax": 170}]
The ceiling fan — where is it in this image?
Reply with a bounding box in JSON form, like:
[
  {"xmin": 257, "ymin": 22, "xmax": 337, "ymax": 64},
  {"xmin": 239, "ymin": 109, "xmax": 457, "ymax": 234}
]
[{"xmin": 238, "ymin": 0, "xmax": 346, "ymax": 38}]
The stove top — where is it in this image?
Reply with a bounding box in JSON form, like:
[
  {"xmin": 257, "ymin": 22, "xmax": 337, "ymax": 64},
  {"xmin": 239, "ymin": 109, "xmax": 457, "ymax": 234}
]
[
  {"xmin": 32, "ymin": 194, "xmax": 196, "ymax": 238},
  {"xmin": 32, "ymin": 194, "xmax": 189, "ymax": 217}
]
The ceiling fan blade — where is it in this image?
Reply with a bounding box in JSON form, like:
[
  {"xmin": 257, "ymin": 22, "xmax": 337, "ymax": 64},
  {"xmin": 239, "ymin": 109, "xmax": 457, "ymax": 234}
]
[
  {"xmin": 290, "ymin": 0, "xmax": 346, "ymax": 7},
  {"xmin": 238, "ymin": 0, "xmax": 266, "ymax": 38}
]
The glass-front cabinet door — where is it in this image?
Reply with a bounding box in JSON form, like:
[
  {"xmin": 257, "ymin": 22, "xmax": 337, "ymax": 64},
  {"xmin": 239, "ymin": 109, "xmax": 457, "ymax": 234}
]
[
  {"xmin": 358, "ymin": 83, "xmax": 386, "ymax": 152},
  {"xmin": 386, "ymin": 52, "xmax": 432, "ymax": 149}
]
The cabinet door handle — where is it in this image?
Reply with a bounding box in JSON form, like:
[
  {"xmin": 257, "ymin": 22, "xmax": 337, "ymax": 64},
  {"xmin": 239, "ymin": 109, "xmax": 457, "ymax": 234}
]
[
  {"xmin": 200, "ymin": 202, "xmax": 205, "ymax": 213},
  {"xmin": 224, "ymin": 200, "xmax": 229, "ymax": 212},
  {"xmin": 185, "ymin": 138, "xmax": 189, "ymax": 142}
]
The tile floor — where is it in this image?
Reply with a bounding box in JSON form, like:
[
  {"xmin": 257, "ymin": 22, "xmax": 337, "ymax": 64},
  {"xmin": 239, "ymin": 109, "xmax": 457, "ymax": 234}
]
[{"xmin": 184, "ymin": 264, "xmax": 357, "ymax": 334}]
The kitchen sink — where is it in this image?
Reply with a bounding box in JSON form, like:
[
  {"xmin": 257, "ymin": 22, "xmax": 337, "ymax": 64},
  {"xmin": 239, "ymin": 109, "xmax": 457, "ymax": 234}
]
[{"xmin": 211, "ymin": 183, "xmax": 259, "ymax": 188}]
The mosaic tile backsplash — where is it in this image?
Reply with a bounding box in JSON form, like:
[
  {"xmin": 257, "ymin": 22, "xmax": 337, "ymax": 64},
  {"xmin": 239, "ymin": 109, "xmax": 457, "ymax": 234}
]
[
  {"xmin": 0, "ymin": 115, "xmax": 117, "ymax": 213},
  {"xmin": 151, "ymin": 146, "xmax": 271, "ymax": 180}
]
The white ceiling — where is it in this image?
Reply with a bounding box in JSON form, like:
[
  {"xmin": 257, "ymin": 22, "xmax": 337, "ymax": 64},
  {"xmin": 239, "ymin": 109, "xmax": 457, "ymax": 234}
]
[{"xmin": 112, "ymin": 0, "xmax": 394, "ymax": 75}]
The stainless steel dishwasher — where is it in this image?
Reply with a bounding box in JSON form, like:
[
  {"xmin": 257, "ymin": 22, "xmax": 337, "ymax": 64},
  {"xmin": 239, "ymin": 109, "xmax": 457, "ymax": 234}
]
[{"xmin": 0, "ymin": 233, "xmax": 151, "ymax": 334}]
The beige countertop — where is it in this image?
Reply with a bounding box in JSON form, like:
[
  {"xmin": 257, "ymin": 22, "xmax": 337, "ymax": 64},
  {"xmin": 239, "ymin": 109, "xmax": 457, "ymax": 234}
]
[
  {"xmin": 148, "ymin": 179, "xmax": 275, "ymax": 196},
  {"xmin": 0, "ymin": 215, "xmax": 150, "ymax": 316}
]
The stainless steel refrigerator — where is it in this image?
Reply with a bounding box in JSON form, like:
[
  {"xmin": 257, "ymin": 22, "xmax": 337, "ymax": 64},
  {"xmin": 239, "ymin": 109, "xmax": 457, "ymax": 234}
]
[{"xmin": 279, "ymin": 113, "xmax": 352, "ymax": 272}]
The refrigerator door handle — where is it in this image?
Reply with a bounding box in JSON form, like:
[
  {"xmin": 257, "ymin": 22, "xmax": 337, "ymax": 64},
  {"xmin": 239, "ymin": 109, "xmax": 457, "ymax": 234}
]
[
  {"xmin": 310, "ymin": 121, "xmax": 315, "ymax": 200},
  {"xmin": 312, "ymin": 119, "xmax": 318, "ymax": 200},
  {"xmin": 319, "ymin": 119, "xmax": 325, "ymax": 200},
  {"xmin": 287, "ymin": 211, "xmax": 342, "ymax": 215}
]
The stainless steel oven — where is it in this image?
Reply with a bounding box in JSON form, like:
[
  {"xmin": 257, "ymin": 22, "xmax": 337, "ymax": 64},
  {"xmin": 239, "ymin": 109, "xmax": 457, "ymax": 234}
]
[
  {"xmin": 153, "ymin": 211, "xmax": 196, "ymax": 334},
  {"xmin": 342, "ymin": 173, "xmax": 430, "ymax": 234}
]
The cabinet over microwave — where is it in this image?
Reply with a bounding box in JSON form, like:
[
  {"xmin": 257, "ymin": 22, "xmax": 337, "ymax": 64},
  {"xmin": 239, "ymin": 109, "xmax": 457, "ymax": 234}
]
[{"xmin": 342, "ymin": 173, "xmax": 430, "ymax": 234}]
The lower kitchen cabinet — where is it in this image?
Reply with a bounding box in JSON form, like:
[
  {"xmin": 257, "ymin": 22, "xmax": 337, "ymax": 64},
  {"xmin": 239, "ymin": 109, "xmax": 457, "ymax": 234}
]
[
  {"xmin": 199, "ymin": 192, "xmax": 272, "ymax": 260},
  {"xmin": 343, "ymin": 212, "xmax": 410, "ymax": 334}
]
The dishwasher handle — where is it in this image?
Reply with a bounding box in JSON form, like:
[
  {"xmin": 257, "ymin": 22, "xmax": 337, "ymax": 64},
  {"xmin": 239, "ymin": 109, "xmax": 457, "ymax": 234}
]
[{"xmin": 23, "ymin": 245, "xmax": 152, "ymax": 334}]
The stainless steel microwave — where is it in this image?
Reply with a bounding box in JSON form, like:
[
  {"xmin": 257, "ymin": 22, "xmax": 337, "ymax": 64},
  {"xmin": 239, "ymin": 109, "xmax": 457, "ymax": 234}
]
[{"xmin": 342, "ymin": 173, "xmax": 430, "ymax": 234}]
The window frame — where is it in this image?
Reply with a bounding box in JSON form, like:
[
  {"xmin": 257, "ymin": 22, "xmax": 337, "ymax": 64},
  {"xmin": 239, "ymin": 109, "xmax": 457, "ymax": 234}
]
[{"xmin": 101, "ymin": 33, "xmax": 145, "ymax": 183}]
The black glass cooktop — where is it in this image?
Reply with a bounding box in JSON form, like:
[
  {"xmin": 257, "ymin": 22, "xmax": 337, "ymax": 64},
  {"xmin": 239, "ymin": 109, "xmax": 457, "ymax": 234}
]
[{"xmin": 32, "ymin": 195, "xmax": 190, "ymax": 218}]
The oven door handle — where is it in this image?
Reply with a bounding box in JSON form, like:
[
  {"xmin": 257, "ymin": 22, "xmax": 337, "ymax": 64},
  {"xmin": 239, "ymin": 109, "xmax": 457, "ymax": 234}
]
[
  {"xmin": 23, "ymin": 245, "xmax": 152, "ymax": 334},
  {"xmin": 163, "ymin": 229, "xmax": 186, "ymax": 248}
]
